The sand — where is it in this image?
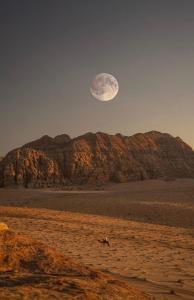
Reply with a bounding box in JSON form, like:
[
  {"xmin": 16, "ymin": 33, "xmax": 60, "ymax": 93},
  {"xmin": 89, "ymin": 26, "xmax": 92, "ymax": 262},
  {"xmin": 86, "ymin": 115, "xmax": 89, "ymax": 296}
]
[
  {"xmin": 1, "ymin": 179, "xmax": 194, "ymax": 228},
  {"xmin": 0, "ymin": 179, "xmax": 194, "ymax": 299}
]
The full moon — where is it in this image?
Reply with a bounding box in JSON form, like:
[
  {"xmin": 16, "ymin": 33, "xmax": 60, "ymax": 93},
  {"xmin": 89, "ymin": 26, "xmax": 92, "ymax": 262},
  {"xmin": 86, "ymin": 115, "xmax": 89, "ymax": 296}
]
[{"xmin": 90, "ymin": 73, "xmax": 119, "ymax": 101}]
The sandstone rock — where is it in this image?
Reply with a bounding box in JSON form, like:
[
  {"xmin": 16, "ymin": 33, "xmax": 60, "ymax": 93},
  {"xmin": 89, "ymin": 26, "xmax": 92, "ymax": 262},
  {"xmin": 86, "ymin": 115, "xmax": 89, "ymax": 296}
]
[
  {"xmin": 63, "ymin": 131, "xmax": 194, "ymax": 184},
  {"xmin": 0, "ymin": 223, "xmax": 8, "ymax": 231},
  {"xmin": 0, "ymin": 131, "xmax": 194, "ymax": 187},
  {"xmin": 0, "ymin": 148, "xmax": 63, "ymax": 187}
]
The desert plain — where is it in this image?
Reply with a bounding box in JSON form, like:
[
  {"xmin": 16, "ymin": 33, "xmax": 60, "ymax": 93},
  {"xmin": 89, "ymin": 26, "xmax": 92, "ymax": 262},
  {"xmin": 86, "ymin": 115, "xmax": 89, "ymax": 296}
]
[{"xmin": 0, "ymin": 179, "xmax": 194, "ymax": 299}]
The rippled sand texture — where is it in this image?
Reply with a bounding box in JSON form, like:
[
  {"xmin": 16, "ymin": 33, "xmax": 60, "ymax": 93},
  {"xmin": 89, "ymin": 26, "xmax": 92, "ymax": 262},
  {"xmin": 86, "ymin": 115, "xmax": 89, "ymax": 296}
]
[{"xmin": 0, "ymin": 203, "xmax": 194, "ymax": 299}]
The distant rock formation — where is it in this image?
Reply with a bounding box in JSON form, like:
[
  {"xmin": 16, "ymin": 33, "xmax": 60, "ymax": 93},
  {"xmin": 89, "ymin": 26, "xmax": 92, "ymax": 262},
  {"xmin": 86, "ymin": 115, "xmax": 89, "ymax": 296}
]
[
  {"xmin": 0, "ymin": 229, "xmax": 151, "ymax": 299},
  {"xmin": 0, "ymin": 131, "xmax": 194, "ymax": 187},
  {"xmin": 0, "ymin": 148, "xmax": 63, "ymax": 188}
]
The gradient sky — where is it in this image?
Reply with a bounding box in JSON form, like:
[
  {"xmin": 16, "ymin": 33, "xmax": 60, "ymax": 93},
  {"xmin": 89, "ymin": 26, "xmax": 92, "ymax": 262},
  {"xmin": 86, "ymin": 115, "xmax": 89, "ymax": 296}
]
[{"xmin": 1, "ymin": 0, "xmax": 194, "ymax": 155}]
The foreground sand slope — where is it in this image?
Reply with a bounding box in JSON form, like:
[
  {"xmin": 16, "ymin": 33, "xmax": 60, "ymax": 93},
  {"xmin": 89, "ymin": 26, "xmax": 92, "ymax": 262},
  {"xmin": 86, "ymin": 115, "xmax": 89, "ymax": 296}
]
[
  {"xmin": 0, "ymin": 206, "xmax": 194, "ymax": 299},
  {"xmin": 0, "ymin": 229, "xmax": 150, "ymax": 300}
]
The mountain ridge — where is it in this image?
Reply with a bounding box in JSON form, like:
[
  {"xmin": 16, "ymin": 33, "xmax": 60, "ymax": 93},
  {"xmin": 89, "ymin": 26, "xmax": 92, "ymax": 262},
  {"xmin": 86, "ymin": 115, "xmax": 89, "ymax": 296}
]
[{"xmin": 0, "ymin": 131, "xmax": 194, "ymax": 187}]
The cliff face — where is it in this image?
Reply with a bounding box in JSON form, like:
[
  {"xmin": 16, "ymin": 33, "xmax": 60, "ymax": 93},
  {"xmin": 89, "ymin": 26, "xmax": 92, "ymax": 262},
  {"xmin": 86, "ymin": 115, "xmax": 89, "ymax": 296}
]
[
  {"xmin": 0, "ymin": 131, "xmax": 194, "ymax": 187},
  {"xmin": 63, "ymin": 131, "xmax": 194, "ymax": 184},
  {"xmin": 0, "ymin": 148, "xmax": 63, "ymax": 188}
]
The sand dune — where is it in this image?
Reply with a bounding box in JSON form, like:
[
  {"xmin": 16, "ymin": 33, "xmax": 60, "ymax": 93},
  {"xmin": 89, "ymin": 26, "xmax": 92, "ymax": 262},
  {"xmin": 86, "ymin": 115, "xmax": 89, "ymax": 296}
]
[
  {"xmin": 0, "ymin": 228, "xmax": 150, "ymax": 299},
  {"xmin": 0, "ymin": 179, "xmax": 194, "ymax": 299},
  {"xmin": 0, "ymin": 205, "xmax": 194, "ymax": 299}
]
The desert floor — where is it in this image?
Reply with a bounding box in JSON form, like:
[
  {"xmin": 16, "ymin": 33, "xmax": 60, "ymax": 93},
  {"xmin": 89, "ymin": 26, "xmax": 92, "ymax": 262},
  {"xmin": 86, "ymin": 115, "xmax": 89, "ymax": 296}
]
[{"xmin": 0, "ymin": 179, "xmax": 194, "ymax": 299}]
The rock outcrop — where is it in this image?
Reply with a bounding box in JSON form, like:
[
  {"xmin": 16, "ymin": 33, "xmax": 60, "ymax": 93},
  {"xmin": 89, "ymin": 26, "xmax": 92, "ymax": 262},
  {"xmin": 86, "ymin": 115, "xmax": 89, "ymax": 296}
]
[
  {"xmin": 0, "ymin": 229, "xmax": 151, "ymax": 299},
  {"xmin": 0, "ymin": 131, "xmax": 194, "ymax": 187},
  {"xmin": 0, "ymin": 223, "xmax": 8, "ymax": 231},
  {"xmin": 0, "ymin": 148, "xmax": 63, "ymax": 188}
]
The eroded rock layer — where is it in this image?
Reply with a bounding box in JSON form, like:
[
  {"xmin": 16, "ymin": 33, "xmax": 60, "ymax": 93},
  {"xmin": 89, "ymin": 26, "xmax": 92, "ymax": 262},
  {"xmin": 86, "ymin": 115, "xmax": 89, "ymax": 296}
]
[{"xmin": 0, "ymin": 131, "xmax": 194, "ymax": 187}]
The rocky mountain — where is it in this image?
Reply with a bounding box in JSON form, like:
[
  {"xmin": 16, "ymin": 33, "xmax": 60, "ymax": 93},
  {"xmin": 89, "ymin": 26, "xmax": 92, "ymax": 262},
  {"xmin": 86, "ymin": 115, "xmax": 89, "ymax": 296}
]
[{"xmin": 0, "ymin": 131, "xmax": 194, "ymax": 187}]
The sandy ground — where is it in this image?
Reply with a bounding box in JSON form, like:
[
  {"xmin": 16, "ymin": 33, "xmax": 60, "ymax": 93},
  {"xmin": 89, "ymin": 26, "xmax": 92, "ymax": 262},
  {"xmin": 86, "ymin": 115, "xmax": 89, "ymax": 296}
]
[
  {"xmin": 1, "ymin": 179, "xmax": 194, "ymax": 228},
  {"xmin": 0, "ymin": 179, "xmax": 194, "ymax": 299}
]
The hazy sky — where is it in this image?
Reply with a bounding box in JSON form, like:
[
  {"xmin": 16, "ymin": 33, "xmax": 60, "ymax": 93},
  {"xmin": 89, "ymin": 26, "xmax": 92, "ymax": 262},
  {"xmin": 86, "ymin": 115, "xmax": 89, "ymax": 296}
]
[{"xmin": 1, "ymin": 0, "xmax": 194, "ymax": 155}]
